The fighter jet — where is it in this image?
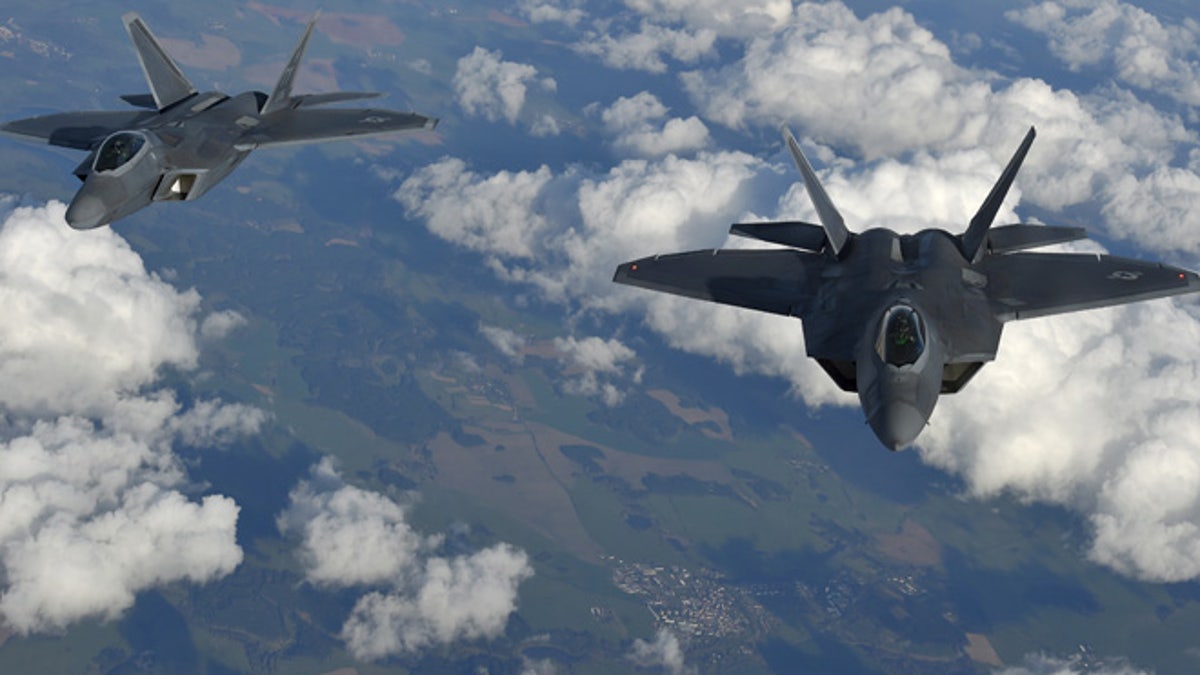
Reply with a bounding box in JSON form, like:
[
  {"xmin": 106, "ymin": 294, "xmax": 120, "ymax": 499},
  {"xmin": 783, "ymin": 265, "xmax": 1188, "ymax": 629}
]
[
  {"xmin": 1, "ymin": 13, "xmax": 437, "ymax": 229},
  {"xmin": 614, "ymin": 127, "xmax": 1200, "ymax": 449}
]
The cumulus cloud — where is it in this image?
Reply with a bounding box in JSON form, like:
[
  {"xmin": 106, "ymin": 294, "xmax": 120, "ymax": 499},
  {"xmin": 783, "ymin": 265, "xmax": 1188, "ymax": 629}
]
[
  {"xmin": 453, "ymin": 47, "xmax": 555, "ymax": 125},
  {"xmin": 554, "ymin": 335, "xmax": 640, "ymax": 406},
  {"xmin": 0, "ymin": 202, "xmax": 262, "ymax": 633},
  {"xmin": 199, "ymin": 310, "xmax": 247, "ymax": 341},
  {"xmin": 576, "ymin": 21, "xmax": 716, "ymax": 74},
  {"xmin": 628, "ymin": 629, "xmax": 694, "ymax": 675},
  {"xmin": 1008, "ymin": 0, "xmax": 1200, "ymax": 106},
  {"xmin": 0, "ymin": 205, "xmax": 201, "ymax": 416},
  {"xmin": 278, "ymin": 458, "xmax": 533, "ymax": 660},
  {"xmin": 601, "ymin": 92, "xmax": 710, "ymax": 157},
  {"xmin": 395, "ymin": 158, "xmax": 558, "ymax": 260},
  {"xmin": 519, "ymin": 0, "xmax": 587, "ymax": 27},
  {"xmin": 920, "ymin": 297, "xmax": 1200, "ymax": 582},
  {"xmin": 480, "ymin": 324, "xmax": 527, "ymax": 364}
]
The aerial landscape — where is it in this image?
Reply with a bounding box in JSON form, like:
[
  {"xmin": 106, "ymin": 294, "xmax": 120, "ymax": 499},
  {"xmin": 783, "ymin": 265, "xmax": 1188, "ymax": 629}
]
[{"xmin": 1, "ymin": 1, "xmax": 1199, "ymax": 674}]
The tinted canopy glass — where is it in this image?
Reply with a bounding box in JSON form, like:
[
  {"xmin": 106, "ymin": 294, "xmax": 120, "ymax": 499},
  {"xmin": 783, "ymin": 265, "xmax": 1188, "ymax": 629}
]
[
  {"xmin": 878, "ymin": 305, "xmax": 925, "ymax": 367},
  {"xmin": 94, "ymin": 131, "xmax": 147, "ymax": 172}
]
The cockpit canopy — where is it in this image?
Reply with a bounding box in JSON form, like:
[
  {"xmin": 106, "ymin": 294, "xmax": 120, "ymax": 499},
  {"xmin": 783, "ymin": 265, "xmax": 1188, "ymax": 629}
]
[
  {"xmin": 877, "ymin": 305, "xmax": 926, "ymax": 367},
  {"xmin": 93, "ymin": 131, "xmax": 148, "ymax": 173}
]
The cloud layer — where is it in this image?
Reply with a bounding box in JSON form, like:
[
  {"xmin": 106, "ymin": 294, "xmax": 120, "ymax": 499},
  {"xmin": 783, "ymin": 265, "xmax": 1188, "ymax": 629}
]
[
  {"xmin": 278, "ymin": 458, "xmax": 533, "ymax": 660},
  {"xmin": 0, "ymin": 202, "xmax": 263, "ymax": 633}
]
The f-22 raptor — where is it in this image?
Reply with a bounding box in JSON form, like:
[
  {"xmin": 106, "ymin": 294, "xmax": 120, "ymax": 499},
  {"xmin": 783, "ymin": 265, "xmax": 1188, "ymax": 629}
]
[
  {"xmin": 615, "ymin": 127, "xmax": 1200, "ymax": 449},
  {"xmin": 2, "ymin": 13, "xmax": 437, "ymax": 229}
]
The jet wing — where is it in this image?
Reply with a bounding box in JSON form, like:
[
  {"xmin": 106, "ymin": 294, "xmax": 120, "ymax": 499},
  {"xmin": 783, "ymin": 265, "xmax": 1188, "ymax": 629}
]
[
  {"xmin": 234, "ymin": 108, "xmax": 437, "ymax": 150},
  {"xmin": 613, "ymin": 249, "xmax": 822, "ymax": 317},
  {"xmin": 2, "ymin": 111, "xmax": 154, "ymax": 150},
  {"xmin": 984, "ymin": 252, "xmax": 1200, "ymax": 321}
]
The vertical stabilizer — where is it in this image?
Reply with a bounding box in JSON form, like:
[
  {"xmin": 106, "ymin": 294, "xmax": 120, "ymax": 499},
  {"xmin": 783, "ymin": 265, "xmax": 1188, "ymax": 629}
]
[
  {"xmin": 782, "ymin": 126, "xmax": 850, "ymax": 258},
  {"xmin": 122, "ymin": 13, "xmax": 196, "ymax": 111},
  {"xmin": 961, "ymin": 126, "xmax": 1036, "ymax": 262},
  {"xmin": 261, "ymin": 15, "xmax": 319, "ymax": 115}
]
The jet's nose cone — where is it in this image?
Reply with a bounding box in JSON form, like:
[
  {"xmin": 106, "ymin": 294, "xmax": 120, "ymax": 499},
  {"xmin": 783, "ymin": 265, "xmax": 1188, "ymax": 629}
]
[
  {"xmin": 65, "ymin": 196, "xmax": 107, "ymax": 229},
  {"xmin": 64, "ymin": 194, "xmax": 110, "ymax": 230},
  {"xmin": 868, "ymin": 401, "xmax": 926, "ymax": 451}
]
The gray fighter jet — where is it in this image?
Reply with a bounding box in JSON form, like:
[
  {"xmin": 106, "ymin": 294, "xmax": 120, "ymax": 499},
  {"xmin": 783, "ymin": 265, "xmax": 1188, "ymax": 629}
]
[
  {"xmin": 2, "ymin": 13, "xmax": 437, "ymax": 229},
  {"xmin": 614, "ymin": 127, "xmax": 1200, "ymax": 449}
]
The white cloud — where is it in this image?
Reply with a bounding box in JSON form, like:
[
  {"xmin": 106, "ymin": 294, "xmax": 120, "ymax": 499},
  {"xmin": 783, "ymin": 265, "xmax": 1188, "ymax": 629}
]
[
  {"xmin": 554, "ymin": 335, "xmax": 640, "ymax": 406},
  {"xmin": 341, "ymin": 544, "xmax": 533, "ymax": 659},
  {"xmin": 480, "ymin": 324, "xmax": 527, "ymax": 364},
  {"xmin": 1008, "ymin": 0, "xmax": 1200, "ymax": 106},
  {"xmin": 622, "ymin": 0, "xmax": 793, "ymax": 37},
  {"xmin": 199, "ymin": 310, "xmax": 247, "ymax": 341},
  {"xmin": 519, "ymin": 0, "xmax": 587, "ymax": 27},
  {"xmin": 0, "ymin": 202, "xmax": 261, "ymax": 633},
  {"xmin": 628, "ymin": 628, "xmax": 694, "ymax": 675},
  {"xmin": 577, "ymin": 21, "xmax": 716, "ymax": 74},
  {"xmin": 170, "ymin": 399, "xmax": 268, "ymax": 448},
  {"xmin": 522, "ymin": 656, "xmax": 559, "ymax": 675},
  {"xmin": 0, "ymin": 203, "xmax": 201, "ymax": 416},
  {"xmin": 277, "ymin": 457, "xmax": 432, "ymax": 587},
  {"xmin": 408, "ymin": 58, "xmax": 433, "ymax": 75},
  {"xmin": 995, "ymin": 653, "xmax": 1151, "ymax": 675},
  {"xmin": 453, "ymin": 47, "xmax": 554, "ymax": 125},
  {"xmin": 0, "ymin": 470, "xmax": 241, "ymax": 633},
  {"xmin": 919, "ymin": 297, "xmax": 1200, "ymax": 582},
  {"xmin": 394, "ymin": 158, "xmax": 557, "ymax": 260},
  {"xmin": 530, "ymin": 113, "xmax": 562, "ymax": 138},
  {"xmin": 278, "ymin": 458, "xmax": 533, "ymax": 660},
  {"xmin": 1100, "ymin": 165, "xmax": 1200, "ymax": 253},
  {"xmin": 601, "ymin": 92, "xmax": 710, "ymax": 157}
]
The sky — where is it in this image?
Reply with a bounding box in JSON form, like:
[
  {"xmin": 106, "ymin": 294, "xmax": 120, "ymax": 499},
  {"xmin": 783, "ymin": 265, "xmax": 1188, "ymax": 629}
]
[{"xmin": 2, "ymin": 0, "xmax": 1200, "ymax": 672}]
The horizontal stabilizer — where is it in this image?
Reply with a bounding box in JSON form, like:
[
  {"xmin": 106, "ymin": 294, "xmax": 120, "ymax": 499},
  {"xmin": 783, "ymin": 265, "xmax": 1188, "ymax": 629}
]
[
  {"xmin": 123, "ymin": 13, "xmax": 196, "ymax": 110},
  {"xmin": 987, "ymin": 224, "xmax": 1087, "ymax": 254},
  {"xmin": 730, "ymin": 221, "xmax": 828, "ymax": 251},
  {"xmin": 293, "ymin": 92, "xmax": 383, "ymax": 108},
  {"xmin": 119, "ymin": 93, "xmax": 158, "ymax": 109}
]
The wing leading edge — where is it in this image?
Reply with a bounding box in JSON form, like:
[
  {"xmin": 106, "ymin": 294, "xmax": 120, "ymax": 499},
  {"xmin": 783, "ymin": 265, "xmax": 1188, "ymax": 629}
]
[
  {"xmin": 1, "ymin": 110, "xmax": 155, "ymax": 149},
  {"xmin": 613, "ymin": 248, "xmax": 823, "ymax": 317},
  {"xmin": 234, "ymin": 108, "xmax": 437, "ymax": 150},
  {"xmin": 984, "ymin": 252, "xmax": 1200, "ymax": 321}
]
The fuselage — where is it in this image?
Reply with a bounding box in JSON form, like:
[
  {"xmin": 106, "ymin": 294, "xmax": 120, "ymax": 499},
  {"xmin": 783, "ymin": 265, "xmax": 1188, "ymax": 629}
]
[
  {"xmin": 65, "ymin": 91, "xmax": 261, "ymax": 229},
  {"xmin": 803, "ymin": 228, "xmax": 1004, "ymax": 449}
]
